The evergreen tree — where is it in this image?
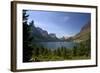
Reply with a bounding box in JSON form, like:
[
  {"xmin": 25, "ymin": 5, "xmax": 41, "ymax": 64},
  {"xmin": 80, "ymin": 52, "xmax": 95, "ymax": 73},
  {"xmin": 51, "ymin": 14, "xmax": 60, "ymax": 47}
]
[
  {"xmin": 73, "ymin": 46, "xmax": 77, "ymax": 56},
  {"xmin": 23, "ymin": 10, "xmax": 33, "ymax": 62}
]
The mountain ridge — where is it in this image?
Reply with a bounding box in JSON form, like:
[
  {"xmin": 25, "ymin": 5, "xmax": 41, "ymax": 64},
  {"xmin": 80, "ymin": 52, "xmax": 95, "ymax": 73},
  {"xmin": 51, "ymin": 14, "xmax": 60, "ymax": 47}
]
[
  {"xmin": 29, "ymin": 20, "xmax": 91, "ymax": 42},
  {"xmin": 29, "ymin": 21, "xmax": 59, "ymax": 41},
  {"xmin": 72, "ymin": 21, "xmax": 91, "ymax": 42}
]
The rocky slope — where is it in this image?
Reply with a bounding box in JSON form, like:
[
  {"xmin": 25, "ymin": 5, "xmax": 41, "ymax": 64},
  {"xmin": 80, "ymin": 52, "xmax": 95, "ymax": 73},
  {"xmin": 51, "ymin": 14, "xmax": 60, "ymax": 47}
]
[{"xmin": 73, "ymin": 21, "xmax": 91, "ymax": 42}]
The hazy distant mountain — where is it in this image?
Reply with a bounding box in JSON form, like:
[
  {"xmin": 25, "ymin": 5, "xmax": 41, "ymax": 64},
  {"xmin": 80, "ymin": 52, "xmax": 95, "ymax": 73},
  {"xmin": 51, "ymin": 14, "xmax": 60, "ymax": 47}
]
[
  {"xmin": 64, "ymin": 36, "xmax": 70, "ymax": 39},
  {"xmin": 60, "ymin": 36, "xmax": 72, "ymax": 41},
  {"xmin": 49, "ymin": 33, "xmax": 57, "ymax": 38}
]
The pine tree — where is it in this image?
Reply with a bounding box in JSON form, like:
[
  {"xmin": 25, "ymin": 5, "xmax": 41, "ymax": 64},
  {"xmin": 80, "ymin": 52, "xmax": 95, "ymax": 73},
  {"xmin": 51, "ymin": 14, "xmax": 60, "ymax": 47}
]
[{"xmin": 23, "ymin": 10, "xmax": 33, "ymax": 62}]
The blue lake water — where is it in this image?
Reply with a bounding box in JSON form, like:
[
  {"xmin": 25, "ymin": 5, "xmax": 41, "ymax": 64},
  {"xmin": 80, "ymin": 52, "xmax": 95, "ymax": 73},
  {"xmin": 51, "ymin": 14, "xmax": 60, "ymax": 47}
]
[{"xmin": 36, "ymin": 41, "xmax": 77, "ymax": 49}]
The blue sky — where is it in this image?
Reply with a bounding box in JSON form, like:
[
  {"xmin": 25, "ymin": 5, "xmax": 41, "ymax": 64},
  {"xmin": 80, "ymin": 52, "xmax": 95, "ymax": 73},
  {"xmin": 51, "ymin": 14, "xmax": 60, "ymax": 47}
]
[{"xmin": 26, "ymin": 10, "xmax": 91, "ymax": 38}]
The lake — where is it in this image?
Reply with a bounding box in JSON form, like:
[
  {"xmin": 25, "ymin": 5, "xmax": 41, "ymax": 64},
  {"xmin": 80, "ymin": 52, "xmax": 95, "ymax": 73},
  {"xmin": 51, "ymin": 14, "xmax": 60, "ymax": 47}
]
[{"xmin": 36, "ymin": 41, "xmax": 77, "ymax": 49}]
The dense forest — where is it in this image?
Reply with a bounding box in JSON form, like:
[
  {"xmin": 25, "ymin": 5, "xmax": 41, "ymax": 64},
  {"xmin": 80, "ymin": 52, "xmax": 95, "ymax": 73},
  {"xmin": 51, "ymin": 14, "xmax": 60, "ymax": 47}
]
[{"xmin": 23, "ymin": 10, "xmax": 91, "ymax": 62}]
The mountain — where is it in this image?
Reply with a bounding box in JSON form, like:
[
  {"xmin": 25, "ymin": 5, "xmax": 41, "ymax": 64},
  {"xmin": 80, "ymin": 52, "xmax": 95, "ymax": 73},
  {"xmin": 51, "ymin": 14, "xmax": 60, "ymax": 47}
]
[
  {"xmin": 29, "ymin": 21, "xmax": 59, "ymax": 41},
  {"xmin": 28, "ymin": 20, "xmax": 90, "ymax": 42},
  {"xmin": 49, "ymin": 33, "xmax": 57, "ymax": 38},
  {"xmin": 60, "ymin": 36, "xmax": 71, "ymax": 41},
  {"xmin": 64, "ymin": 21, "xmax": 91, "ymax": 42},
  {"xmin": 73, "ymin": 21, "xmax": 91, "ymax": 42},
  {"xmin": 36, "ymin": 27, "xmax": 49, "ymax": 38}
]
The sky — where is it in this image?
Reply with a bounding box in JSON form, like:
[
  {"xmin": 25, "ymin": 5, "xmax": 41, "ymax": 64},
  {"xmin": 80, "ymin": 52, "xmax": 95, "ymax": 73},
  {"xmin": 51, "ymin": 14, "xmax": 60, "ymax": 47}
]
[{"xmin": 26, "ymin": 10, "xmax": 91, "ymax": 38}]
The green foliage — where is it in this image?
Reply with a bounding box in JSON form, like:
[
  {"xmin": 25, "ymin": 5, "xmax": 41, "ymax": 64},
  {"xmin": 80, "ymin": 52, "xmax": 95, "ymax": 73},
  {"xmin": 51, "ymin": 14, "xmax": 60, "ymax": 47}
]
[{"xmin": 72, "ymin": 36, "xmax": 91, "ymax": 57}]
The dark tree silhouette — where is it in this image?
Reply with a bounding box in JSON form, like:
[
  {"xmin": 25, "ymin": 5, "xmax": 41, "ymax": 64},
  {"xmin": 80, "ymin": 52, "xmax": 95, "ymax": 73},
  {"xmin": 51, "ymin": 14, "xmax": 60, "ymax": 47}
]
[{"xmin": 23, "ymin": 10, "xmax": 33, "ymax": 62}]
